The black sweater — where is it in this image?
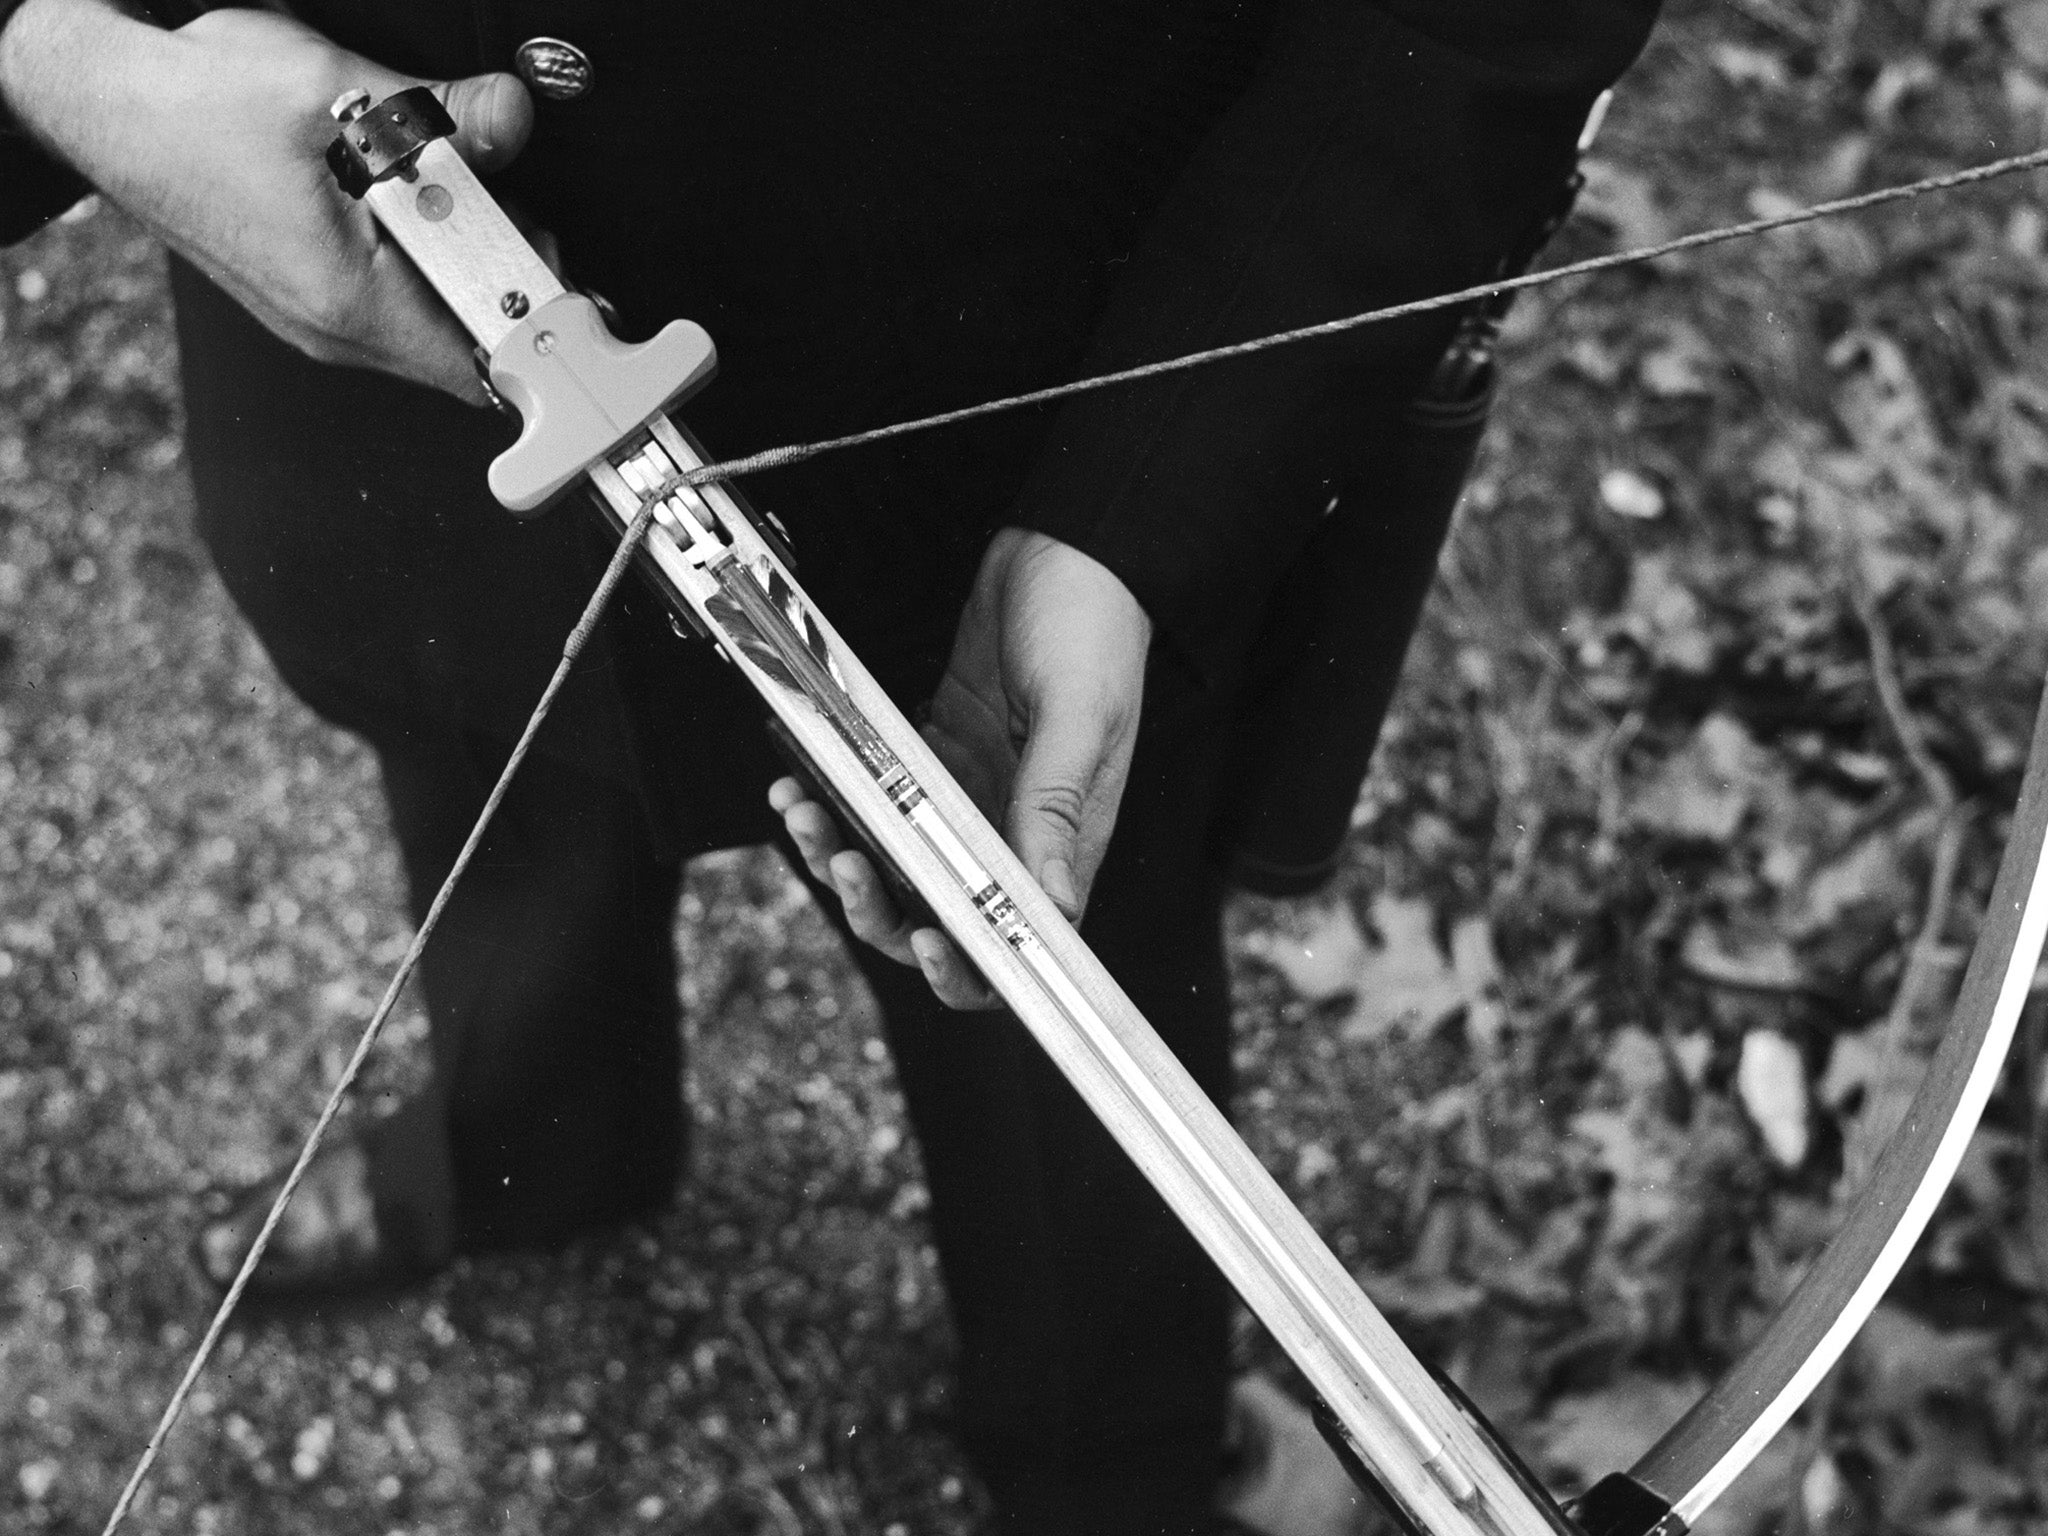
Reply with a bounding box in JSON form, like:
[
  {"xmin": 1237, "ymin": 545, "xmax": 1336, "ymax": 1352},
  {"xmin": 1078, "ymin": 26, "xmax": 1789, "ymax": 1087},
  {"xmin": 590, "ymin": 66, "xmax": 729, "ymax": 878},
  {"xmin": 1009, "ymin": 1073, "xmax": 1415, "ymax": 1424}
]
[{"xmin": 4, "ymin": 1, "xmax": 1659, "ymax": 880}]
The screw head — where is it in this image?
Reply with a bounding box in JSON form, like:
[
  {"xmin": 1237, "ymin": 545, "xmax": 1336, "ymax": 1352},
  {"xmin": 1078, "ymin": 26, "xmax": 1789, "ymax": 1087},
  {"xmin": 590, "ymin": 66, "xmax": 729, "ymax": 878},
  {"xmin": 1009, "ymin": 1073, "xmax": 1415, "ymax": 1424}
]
[{"xmin": 501, "ymin": 291, "xmax": 531, "ymax": 320}]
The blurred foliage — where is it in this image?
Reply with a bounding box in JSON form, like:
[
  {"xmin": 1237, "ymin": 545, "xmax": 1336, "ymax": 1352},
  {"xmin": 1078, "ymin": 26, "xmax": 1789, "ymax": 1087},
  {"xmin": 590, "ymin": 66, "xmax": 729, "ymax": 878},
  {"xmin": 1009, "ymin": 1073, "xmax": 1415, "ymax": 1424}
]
[
  {"xmin": 1233, "ymin": 2, "xmax": 2048, "ymax": 1531},
  {"xmin": 5, "ymin": 1, "xmax": 2048, "ymax": 1534}
]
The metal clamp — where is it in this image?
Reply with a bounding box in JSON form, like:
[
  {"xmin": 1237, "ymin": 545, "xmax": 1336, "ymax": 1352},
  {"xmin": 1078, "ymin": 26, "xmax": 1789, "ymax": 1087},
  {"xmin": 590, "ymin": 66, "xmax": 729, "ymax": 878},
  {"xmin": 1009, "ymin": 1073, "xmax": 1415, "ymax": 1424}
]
[
  {"xmin": 326, "ymin": 86, "xmax": 453, "ymax": 197},
  {"xmin": 324, "ymin": 86, "xmax": 719, "ymax": 514}
]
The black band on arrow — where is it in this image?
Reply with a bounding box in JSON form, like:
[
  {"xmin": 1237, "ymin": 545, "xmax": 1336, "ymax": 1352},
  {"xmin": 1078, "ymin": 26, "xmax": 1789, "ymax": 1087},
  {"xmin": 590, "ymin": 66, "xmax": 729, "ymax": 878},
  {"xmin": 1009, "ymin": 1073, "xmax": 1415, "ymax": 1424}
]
[{"xmin": 1569, "ymin": 1473, "xmax": 1685, "ymax": 1536}]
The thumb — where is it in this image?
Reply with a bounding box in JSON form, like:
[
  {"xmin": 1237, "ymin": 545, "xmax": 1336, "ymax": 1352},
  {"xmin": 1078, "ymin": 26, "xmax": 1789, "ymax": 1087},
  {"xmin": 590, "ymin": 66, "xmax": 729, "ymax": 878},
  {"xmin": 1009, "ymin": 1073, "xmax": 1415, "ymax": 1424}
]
[
  {"xmin": 434, "ymin": 72, "xmax": 534, "ymax": 173},
  {"xmin": 1005, "ymin": 696, "xmax": 1129, "ymax": 924}
]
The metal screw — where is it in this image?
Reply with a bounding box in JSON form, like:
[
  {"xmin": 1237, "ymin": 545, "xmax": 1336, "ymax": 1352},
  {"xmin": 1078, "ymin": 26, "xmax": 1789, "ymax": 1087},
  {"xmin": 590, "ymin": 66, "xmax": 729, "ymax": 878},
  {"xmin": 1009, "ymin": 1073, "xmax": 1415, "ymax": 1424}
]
[
  {"xmin": 415, "ymin": 184, "xmax": 454, "ymax": 222},
  {"xmin": 533, "ymin": 331, "xmax": 556, "ymax": 355},
  {"xmin": 501, "ymin": 291, "xmax": 530, "ymax": 320},
  {"xmin": 330, "ymin": 89, "xmax": 373, "ymax": 124}
]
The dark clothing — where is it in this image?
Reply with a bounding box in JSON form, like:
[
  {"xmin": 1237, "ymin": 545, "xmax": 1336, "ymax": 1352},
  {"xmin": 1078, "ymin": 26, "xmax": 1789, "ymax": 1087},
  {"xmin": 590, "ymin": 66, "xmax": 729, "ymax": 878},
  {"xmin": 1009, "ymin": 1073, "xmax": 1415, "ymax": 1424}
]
[
  {"xmin": 8, "ymin": 3, "xmax": 1658, "ymax": 1528},
  {"xmin": 345, "ymin": 620, "xmax": 1241, "ymax": 1535},
  {"xmin": 145, "ymin": 0, "xmax": 1659, "ymax": 885}
]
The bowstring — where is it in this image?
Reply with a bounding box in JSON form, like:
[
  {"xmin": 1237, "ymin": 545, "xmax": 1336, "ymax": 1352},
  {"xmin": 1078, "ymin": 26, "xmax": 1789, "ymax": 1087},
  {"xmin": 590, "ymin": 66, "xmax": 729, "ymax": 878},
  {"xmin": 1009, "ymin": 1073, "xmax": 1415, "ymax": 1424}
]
[
  {"xmin": 99, "ymin": 496, "xmax": 662, "ymax": 1536},
  {"xmin": 660, "ymin": 146, "xmax": 2048, "ymax": 493},
  {"xmin": 102, "ymin": 143, "xmax": 2048, "ymax": 1536}
]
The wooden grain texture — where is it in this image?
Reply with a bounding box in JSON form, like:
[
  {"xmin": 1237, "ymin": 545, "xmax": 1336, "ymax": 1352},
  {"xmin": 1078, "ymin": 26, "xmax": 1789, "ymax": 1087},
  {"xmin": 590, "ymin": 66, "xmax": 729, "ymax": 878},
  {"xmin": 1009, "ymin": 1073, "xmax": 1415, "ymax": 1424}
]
[
  {"xmin": 587, "ymin": 423, "xmax": 1573, "ymax": 1536},
  {"xmin": 1632, "ymin": 678, "xmax": 2048, "ymax": 1521}
]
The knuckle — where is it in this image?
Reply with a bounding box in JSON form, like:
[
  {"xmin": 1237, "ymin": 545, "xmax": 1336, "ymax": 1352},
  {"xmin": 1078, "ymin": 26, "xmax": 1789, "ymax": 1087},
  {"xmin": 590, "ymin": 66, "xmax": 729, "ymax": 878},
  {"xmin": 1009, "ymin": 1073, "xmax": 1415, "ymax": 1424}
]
[
  {"xmin": 1022, "ymin": 780, "xmax": 1087, "ymax": 837},
  {"xmin": 786, "ymin": 808, "xmax": 821, "ymax": 851},
  {"xmin": 845, "ymin": 899, "xmax": 885, "ymax": 943}
]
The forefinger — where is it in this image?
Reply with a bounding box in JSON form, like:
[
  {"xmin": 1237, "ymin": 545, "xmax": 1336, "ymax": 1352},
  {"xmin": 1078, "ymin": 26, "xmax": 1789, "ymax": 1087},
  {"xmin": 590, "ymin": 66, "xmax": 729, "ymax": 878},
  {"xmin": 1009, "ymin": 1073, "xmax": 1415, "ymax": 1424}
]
[{"xmin": 770, "ymin": 775, "xmax": 847, "ymax": 886}]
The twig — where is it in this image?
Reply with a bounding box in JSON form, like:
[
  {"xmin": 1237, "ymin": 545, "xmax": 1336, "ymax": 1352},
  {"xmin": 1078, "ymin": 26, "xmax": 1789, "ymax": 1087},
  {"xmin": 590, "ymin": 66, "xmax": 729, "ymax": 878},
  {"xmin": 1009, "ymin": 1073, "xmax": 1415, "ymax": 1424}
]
[
  {"xmin": 1839, "ymin": 575, "xmax": 1971, "ymax": 1187},
  {"xmin": 1491, "ymin": 668, "xmax": 1559, "ymax": 901},
  {"xmin": 1847, "ymin": 569, "xmax": 1967, "ymax": 1043},
  {"xmin": 1438, "ymin": 560, "xmax": 1612, "ymax": 731},
  {"xmin": 1819, "ymin": 0, "xmax": 1863, "ymax": 80},
  {"xmin": 1842, "ymin": 809, "xmax": 1966, "ymax": 1193},
  {"xmin": 726, "ymin": 1300, "xmax": 799, "ymax": 1426},
  {"xmin": 740, "ymin": 1475, "xmax": 808, "ymax": 1536},
  {"xmin": 1677, "ymin": 941, "xmax": 1846, "ymax": 1004},
  {"xmin": 805, "ymin": 1333, "xmax": 872, "ymax": 1534},
  {"xmin": 1721, "ymin": 0, "xmax": 1824, "ymax": 46},
  {"xmin": 1882, "ymin": 813, "xmax": 1967, "ymax": 1039},
  {"xmin": 1591, "ymin": 710, "xmax": 1645, "ymax": 871},
  {"xmin": 725, "ymin": 1301, "xmax": 853, "ymax": 1536},
  {"xmin": 1848, "ymin": 573, "xmax": 1955, "ymax": 815}
]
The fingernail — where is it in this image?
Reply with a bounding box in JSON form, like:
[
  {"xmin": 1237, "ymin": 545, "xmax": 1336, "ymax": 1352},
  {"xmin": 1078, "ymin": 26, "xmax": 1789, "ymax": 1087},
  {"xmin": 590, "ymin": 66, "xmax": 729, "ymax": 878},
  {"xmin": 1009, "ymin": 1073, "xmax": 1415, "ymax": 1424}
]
[
  {"xmin": 1041, "ymin": 858, "xmax": 1078, "ymax": 914},
  {"xmin": 910, "ymin": 930, "xmax": 943, "ymax": 971}
]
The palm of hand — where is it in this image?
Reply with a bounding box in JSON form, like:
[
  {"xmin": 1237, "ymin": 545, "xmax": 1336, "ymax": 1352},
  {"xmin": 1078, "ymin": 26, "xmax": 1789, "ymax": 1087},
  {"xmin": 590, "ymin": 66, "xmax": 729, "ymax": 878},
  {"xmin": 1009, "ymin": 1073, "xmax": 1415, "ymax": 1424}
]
[
  {"xmin": 773, "ymin": 526, "xmax": 1151, "ymax": 1010},
  {"xmin": 924, "ymin": 527, "xmax": 1151, "ymax": 920}
]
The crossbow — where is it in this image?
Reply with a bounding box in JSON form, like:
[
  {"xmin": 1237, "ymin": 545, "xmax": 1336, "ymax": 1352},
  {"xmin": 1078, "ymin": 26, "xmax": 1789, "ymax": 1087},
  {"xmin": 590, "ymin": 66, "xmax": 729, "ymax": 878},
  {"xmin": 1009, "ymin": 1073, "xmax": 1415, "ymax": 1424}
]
[{"xmin": 111, "ymin": 81, "xmax": 2048, "ymax": 1536}]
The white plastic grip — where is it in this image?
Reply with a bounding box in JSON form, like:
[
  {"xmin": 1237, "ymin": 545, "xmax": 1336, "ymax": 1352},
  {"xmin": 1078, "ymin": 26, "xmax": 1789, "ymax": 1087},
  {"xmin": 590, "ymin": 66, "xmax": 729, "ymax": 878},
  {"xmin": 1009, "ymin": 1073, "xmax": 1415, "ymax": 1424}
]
[
  {"xmin": 331, "ymin": 89, "xmax": 720, "ymax": 515},
  {"xmin": 485, "ymin": 295, "xmax": 719, "ymax": 514}
]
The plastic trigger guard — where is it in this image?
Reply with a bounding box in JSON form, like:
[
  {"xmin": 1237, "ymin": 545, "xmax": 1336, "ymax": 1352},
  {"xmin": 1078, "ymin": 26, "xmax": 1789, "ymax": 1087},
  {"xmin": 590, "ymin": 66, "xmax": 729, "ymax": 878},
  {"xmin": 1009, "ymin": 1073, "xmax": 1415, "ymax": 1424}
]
[{"xmin": 486, "ymin": 294, "xmax": 719, "ymax": 515}]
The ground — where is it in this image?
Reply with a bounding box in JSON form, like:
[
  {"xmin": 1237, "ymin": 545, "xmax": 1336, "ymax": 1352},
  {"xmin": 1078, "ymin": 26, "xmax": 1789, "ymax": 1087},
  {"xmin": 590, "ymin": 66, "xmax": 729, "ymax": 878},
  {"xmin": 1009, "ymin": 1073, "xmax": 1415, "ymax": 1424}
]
[{"xmin": 4, "ymin": 1, "xmax": 2048, "ymax": 1532}]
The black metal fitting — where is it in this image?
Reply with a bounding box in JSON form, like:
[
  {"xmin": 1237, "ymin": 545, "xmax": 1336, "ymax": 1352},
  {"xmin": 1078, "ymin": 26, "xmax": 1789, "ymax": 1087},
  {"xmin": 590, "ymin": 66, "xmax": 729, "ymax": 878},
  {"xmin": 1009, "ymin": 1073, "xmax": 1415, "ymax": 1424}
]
[
  {"xmin": 1567, "ymin": 1473, "xmax": 1686, "ymax": 1536},
  {"xmin": 326, "ymin": 87, "xmax": 456, "ymax": 200}
]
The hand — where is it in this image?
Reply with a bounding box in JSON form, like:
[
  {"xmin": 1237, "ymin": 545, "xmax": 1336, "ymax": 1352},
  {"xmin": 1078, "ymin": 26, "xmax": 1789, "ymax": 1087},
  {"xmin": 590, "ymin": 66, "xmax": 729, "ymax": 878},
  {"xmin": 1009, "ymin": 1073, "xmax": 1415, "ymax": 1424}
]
[
  {"xmin": 0, "ymin": 0, "xmax": 537, "ymax": 405},
  {"xmin": 773, "ymin": 528, "xmax": 1152, "ymax": 1009}
]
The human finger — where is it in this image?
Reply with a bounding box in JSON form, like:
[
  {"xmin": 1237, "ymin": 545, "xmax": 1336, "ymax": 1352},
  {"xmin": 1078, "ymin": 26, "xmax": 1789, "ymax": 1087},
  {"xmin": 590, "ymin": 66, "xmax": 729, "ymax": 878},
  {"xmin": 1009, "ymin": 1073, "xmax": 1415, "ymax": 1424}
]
[
  {"xmin": 769, "ymin": 777, "xmax": 848, "ymax": 886},
  {"xmin": 829, "ymin": 850, "xmax": 919, "ymax": 968},
  {"xmin": 433, "ymin": 71, "xmax": 535, "ymax": 172},
  {"xmin": 909, "ymin": 929, "xmax": 1001, "ymax": 1011}
]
